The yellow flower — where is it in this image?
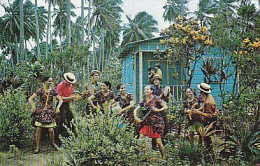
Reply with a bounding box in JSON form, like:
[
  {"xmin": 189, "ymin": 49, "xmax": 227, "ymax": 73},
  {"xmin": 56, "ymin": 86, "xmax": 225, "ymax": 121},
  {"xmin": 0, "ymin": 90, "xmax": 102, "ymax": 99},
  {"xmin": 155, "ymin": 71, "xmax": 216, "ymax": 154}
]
[
  {"xmin": 239, "ymin": 51, "xmax": 243, "ymax": 55},
  {"xmin": 193, "ymin": 35, "xmax": 200, "ymax": 40},
  {"xmin": 244, "ymin": 51, "xmax": 248, "ymax": 54},
  {"xmin": 182, "ymin": 37, "xmax": 187, "ymax": 45},
  {"xmin": 174, "ymin": 38, "xmax": 179, "ymax": 43},
  {"xmin": 168, "ymin": 49, "xmax": 173, "ymax": 54},
  {"xmin": 190, "ymin": 30, "xmax": 195, "ymax": 35},
  {"xmin": 160, "ymin": 40, "xmax": 165, "ymax": 44},
  {"xmin": 249, "ymin": 41, "xmax": 259, "ymax": 48},
  {"xmin": 205, "ymin": 39, "xmax": 213, "ymax": 45},
  {"xmin": 182, "ymin": 27, "xmax": 187, "ymax": 31},
  {"xmin": 200, "ymin": 35, "xmax": 206, "ymax": 41},
  {"xmin": 257, "ymin": 41, "xmax": 260, "ymax": 48},
  {"xmin": 177, "ymin": 15, "xmax": 183, "ymax": 20},
  {"xmin": 243, "ymin": 38, "xmax": 250, "ymax": 44},
  {"xmin": 201, "ymin": 26, "xmax": 207, "ymax": 33},
  {"xmin": 234, "ymin": 51, "xmax": 237, "ymax": 54}
]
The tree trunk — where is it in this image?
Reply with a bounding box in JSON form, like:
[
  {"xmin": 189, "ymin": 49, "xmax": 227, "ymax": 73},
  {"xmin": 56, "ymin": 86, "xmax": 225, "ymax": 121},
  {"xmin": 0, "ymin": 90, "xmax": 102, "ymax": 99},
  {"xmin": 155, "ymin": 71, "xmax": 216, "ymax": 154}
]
[
  {"xmin": 81, "ymin": 0, "xmax": 84, "ymax": 46},
  {"xmin": 34, "ymin": 0, "xmax": 40, "ymax": 61},
  {"xmin": 46, "ymin": 0, "xmax": 51, "ymax": 60},
  {"xmin": 87, "ymin": 0, "xmax": 91, "ymax": 75},
  {"xmin": 59, "ymin": 0, "xmax": 64, "ymax": 53},
  {"xmin": 19, "ymin": 0, "xmax": 25, "ymax": 61},
  {"xmin": 92, "ymin": 27, "xmax": 97, "ymax": 69},
  {"xmin": 100, "ymin": 27, "xmax": 105, "ymax": 71},
  {"xmin": 66, "ymin": 0, "xmax": 71, "ymax": 47}
]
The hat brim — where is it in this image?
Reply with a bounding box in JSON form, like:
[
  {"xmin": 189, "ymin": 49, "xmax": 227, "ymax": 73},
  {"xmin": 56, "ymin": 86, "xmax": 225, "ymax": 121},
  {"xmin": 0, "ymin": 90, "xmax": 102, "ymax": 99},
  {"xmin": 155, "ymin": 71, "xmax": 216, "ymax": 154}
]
[
  {"xmin": 152, "ymin": 77, "xmax": 162, "ymax": 82},
  {"xmin": 64, "ymin": 73, "xmax": 76, "ymax": 84},
  {"xmin": 91, "ymin": 71, "xmax": 100, "ymax": 76},
  {"xmin": 197, "ymin": 84, "xmax": 211, "ymax": 94}
]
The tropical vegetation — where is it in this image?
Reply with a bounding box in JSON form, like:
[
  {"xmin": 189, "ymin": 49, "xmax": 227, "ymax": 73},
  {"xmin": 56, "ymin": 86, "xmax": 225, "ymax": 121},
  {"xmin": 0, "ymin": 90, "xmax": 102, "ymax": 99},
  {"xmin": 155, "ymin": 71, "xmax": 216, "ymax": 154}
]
[{"xmin": 0, "ymin": 0, "xmax": 259, "ymax": 165}]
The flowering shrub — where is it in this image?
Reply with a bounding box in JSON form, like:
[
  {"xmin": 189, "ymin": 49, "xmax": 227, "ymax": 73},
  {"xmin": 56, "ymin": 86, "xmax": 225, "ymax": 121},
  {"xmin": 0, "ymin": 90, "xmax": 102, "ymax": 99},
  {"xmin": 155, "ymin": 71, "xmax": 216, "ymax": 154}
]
[{"xmin": 155, "ymin": 15, "xmax": 213, "ymax": 86}]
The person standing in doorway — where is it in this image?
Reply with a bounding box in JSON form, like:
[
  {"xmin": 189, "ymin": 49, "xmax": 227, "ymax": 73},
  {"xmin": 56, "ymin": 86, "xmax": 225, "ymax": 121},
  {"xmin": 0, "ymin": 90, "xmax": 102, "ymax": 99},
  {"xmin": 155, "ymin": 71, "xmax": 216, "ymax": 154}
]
[
  {"xmin": 148, "ymin": 67, "xmax": 155, "ymax": 84},
  {"xmin": 155, "ymin": 64, "xmax": 162, "ymax": 81}
]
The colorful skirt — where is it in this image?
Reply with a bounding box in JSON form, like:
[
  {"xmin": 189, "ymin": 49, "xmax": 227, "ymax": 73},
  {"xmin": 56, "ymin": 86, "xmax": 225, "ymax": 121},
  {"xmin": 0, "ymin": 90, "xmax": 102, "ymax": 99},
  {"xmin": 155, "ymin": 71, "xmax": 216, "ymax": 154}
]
[{"xmin": 140, "ymin": 125, "xmax": 162, "ymax": 138}]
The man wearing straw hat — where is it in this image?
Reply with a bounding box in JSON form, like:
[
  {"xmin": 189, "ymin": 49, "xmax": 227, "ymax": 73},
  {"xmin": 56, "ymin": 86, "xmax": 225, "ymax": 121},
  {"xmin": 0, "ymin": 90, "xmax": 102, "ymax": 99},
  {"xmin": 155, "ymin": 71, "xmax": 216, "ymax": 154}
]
[
  {"xmin": 193, "ymin": 83, "xmax": 219, "ymax": 126},
  {"xmin": 56, "ymin": 72, "xmax": 76, "ymax": 142},
  {"xmin": 193, "ymin": 82, "xmax": 219, "ymax": 153}
]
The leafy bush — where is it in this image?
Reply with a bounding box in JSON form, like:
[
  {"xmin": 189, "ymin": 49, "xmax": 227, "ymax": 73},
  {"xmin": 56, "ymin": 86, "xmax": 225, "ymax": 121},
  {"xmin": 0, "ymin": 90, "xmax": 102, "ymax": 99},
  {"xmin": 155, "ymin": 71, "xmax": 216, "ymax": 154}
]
[
  {"xmin": 220, "ymin": 89, "xmax": 260, "ymax": 163},
  {"xmin": 177, "ymin": 139, "xmax": 206, "ymax": 165},
  {"xmin": 0, "ymin": 90, "xmax": 34, "ymax": 150},
  {"xmin": 60, "ymin": 103, "xmax": 146, "ymax": 165}
]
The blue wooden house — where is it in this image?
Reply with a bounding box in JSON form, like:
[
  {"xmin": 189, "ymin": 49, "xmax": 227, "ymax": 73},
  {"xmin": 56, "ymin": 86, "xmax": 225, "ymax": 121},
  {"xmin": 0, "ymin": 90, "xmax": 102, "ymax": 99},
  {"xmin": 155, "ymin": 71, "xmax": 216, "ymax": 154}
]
[{"xmin": 120, "ymin": 37, "xmax": 236, "ymax": 106}]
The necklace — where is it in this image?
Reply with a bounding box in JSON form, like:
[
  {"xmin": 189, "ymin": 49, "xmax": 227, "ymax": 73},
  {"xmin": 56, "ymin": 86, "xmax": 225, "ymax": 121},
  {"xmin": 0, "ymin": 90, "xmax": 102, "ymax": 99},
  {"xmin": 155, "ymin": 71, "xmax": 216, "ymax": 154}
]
[{"xmin": 43, "ymin": 85, "xmax": 51, "ymax": 110}]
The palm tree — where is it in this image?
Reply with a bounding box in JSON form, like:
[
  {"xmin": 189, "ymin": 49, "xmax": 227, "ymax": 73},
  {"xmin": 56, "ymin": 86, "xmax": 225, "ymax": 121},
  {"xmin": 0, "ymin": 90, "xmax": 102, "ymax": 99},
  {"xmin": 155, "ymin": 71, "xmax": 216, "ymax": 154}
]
[
  {"xmin": 193, "ymin": 0, "xmax": 214, "ymax": 27},
  {"xmin": 0, "ymin": 0, "xmax": 47, "ymax": 62},
  {"xmin": 121, "ymin": 11, "xmax": 159, "ymax": 47},
  {"xmin": 52, "ymin": 0, "xmax": 76, "ymax": 48},
  {"xmin": 203, "ymin": 0, "xmax": 238, "ymax": 20},
  {"xmin": 19, "ymin": 0, "xmax": 25, "ymax": 61},
  {"xmin": 34, "ymin": 0, "xmax": 40, "ymax": 59},
  {"xmin": 90, "ymin": 0, "xmax": 123, "ymax": 70},
  {"xmin": 81, "ymin": 0, "xmax": 85, "ymax": 47},
  {"xmin": 162, "ymin": 0, "xmax": 189, "ymax": 23},
  {"xmin": 66, "ymin": 0, "xmax": 71, "ymax": 46},
  {"xmin": 45, "ymin": 0, "xmax": 53, "ymax": 59}
]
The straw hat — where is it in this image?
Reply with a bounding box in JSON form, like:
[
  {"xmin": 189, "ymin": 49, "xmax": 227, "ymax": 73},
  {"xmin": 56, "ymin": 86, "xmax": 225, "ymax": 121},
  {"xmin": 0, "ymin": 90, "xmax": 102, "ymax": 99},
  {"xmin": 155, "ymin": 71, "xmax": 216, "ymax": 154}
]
[
  {"xmin": 152, "ymin": 74, "xmax": 162, "ymax": 82},
  {"xmin": 63, "ymin": 72, "xmax": 76, "ymax": 84},
  {"xmin": 91, "ymin": 70, "xmax": 100, "ymax": 76},
  {"xmin": 197, "ymin": 83, "xmax": 211, "ymax": 94}
]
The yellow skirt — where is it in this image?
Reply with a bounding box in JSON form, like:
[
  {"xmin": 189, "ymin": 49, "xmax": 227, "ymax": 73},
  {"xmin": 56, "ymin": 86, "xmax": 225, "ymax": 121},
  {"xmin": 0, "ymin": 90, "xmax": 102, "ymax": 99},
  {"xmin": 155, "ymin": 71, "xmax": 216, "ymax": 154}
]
[{"xmin": 35, "ymin": 121, "xmax": 56, "ymax": 128}]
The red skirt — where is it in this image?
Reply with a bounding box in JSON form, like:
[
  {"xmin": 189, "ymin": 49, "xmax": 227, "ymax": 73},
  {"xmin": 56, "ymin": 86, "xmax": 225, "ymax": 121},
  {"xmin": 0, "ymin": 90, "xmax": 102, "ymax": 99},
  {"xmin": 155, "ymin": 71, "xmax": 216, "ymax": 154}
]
[{"xmin": 140, "ymin": 125, "xmax": 162, "ymax": 138}]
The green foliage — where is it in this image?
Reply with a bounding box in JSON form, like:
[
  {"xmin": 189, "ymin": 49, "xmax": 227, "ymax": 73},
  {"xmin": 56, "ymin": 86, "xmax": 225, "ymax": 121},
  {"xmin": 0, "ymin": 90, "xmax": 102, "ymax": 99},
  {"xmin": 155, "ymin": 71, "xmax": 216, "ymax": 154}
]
[
  {"xmin": 0, "ymin": 90, "xmax": 34, "ymax": 150},
  {"xmin": 122, "ymin": 11, "xmax": 159, "ymax": 46},
  {"xmin": 177, "ymin": 139, "xmax": 206, "ymax": 165},
  {"xmin": 60, "ymin": 104, "xmax": 145, "ymax": 165},
  {"xmin": 0, "ymin": 0, "xmax": 47, "ymax": 57},
  {"xmin": 165, "ymin": 138, "xmax": 207, "ymax": 165},
  {"xmin": 220, "ymin": 89, "xmax": 260, "ymax": 163}
]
